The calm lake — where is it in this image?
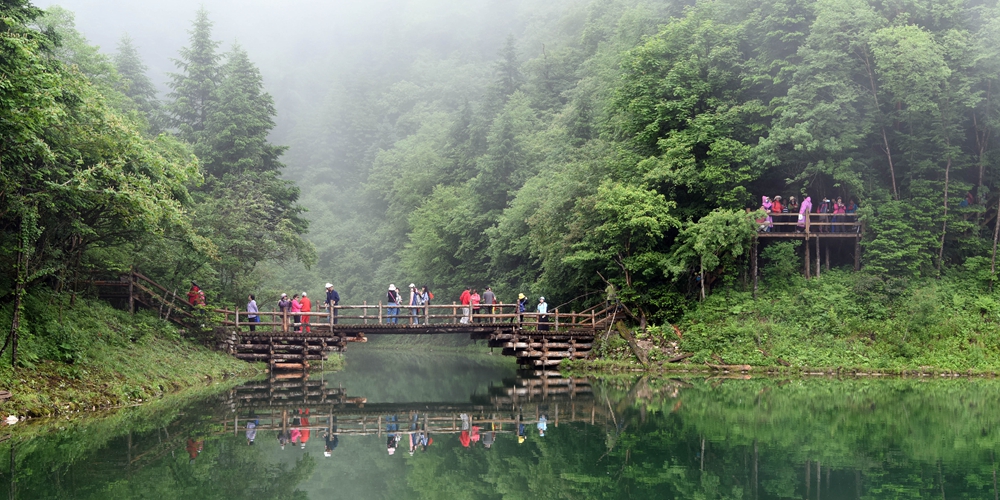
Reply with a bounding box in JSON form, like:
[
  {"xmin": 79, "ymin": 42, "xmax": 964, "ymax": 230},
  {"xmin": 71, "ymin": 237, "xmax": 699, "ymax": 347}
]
[{"xmin": 4, "ymin": 344, "xmax": 1000, "ymax": 499}]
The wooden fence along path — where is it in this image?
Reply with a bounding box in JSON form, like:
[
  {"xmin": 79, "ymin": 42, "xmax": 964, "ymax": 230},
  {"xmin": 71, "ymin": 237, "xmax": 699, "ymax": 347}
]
[{"xmin": 90, "ymin": 272, "xmax": 616, "ymax": 371}]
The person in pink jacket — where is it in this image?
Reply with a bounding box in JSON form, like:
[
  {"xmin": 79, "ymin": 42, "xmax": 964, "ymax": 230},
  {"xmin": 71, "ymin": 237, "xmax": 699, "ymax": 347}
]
[
  {"xmin": 291, "ymin": 294, "xmax": 302, "ymax": 332},
  {"xmin": 797, "ymin": 196, "xmax": 813, "ymax": 232}
]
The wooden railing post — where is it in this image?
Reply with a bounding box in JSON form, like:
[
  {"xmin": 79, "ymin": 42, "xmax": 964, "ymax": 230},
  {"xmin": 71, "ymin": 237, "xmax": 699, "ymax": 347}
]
[
  {"xmin": 591, "ymin": 310, "xmax": 596, "ymax": 328},
  {"xmin": 364, "ymin": 301, "xmax": 368, "ymax": 325},
  {"xmin": 378, "ymin": 302, "xmax": 383, "ymax": 323},
  {"xmin": 554, "ymin": 309, "xmax": 559, "ymax": 332}
]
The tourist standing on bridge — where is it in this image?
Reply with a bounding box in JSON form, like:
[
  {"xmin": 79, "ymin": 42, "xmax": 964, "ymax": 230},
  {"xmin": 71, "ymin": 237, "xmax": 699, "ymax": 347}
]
[
  {"xmin": 517, "ymin": 293, "xmax": 528, "ymax": 323},
  {"xmin": 278, "ymin": 293, "xmax": 292, "ymax": 331},
  {"xmin": 482, "ymin": 287, "xmax": 496, "ymax": 322},
  {"xmin": 459, "ymin": 287, "xmax": 471, "ymax": 324},
  {"xmin": 420, "ymin": 286, "xmax": 431, "ymax": 319},
  {"xmin": 470, "ymin": 289, "xmax": 481, "ymax": 323},
  {"xmin": 409, "ymin": 283, "xmax": 422, "ymax": 325},
  {"xmin": 300, "ymin": 292, "xmax": 311, "ymax": 333},
  {"xmin": 386, "ymin": 284, "xmax": 401, "ymax": 324},
  {"xmin": 247, "ymin": 294, "xmax": 259, "ymax": 332},
  {"xmin": 537, "ymin": 296, "xmax": 549, "ymax": 331},
  {"xmin": 291, "ymin": 294, "xmax": 302, "ymax": 332},
  {"xmin": 324, "ymin": 283, "xmax": 340, "ymax": 325}
]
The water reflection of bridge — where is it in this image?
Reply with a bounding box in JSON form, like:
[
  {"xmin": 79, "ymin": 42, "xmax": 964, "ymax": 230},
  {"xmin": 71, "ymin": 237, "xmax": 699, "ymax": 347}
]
[{"xmin": 218, "ymin": 374, "xmax": 608, "ymax": 435}]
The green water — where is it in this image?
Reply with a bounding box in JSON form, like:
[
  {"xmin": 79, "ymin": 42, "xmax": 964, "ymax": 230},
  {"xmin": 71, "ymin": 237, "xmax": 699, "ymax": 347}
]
[{"xmin": 5, "ymin": 348, "xmax": 1000, "ymax": 499}]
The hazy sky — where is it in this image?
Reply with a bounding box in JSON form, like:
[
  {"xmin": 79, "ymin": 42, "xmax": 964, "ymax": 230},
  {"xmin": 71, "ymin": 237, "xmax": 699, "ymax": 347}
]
[{"xmin": 33, "ymin": 0, "xmax": 404, "ymax": 90}]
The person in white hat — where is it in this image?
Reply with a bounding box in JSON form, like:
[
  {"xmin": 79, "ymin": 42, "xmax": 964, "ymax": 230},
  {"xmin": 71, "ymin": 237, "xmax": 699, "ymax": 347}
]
[
  {"xmin": 324, "ymin": 283, "xmax": 340, "ymax": 324},
  {"xmin": 536, "ymin": 296, "xmax": 549, "ymax": 331},
  {"xmin": 408, "ymin": 283, "xmax": 422, "ymax": 325},
  {"xmin": 277, "ymin": 293, "xmax": 292, "ymax": 331},
  {"xmin": 386, "ymin": 284, "xmax": 401, "ymax": 324}
]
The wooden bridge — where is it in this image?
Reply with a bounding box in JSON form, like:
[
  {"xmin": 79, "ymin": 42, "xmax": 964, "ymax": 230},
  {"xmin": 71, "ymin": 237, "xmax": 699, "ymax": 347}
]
[
  {"xmin": 219, "ymin": 372, "xmax": 607, "ymax": 438},
  {"xmin": 90, "ymin": 272, "xmax": 618, "ymax": 371}
]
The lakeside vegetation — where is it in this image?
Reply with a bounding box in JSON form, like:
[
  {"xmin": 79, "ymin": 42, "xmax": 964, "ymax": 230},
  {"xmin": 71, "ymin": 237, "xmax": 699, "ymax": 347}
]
[
  {"xmin": 6, "ymin": 0, "xmax": 1000, "ymax": 395},
  {"xmin": 0, "ymin": 293, "xmax": 261, "ymax": 417}
]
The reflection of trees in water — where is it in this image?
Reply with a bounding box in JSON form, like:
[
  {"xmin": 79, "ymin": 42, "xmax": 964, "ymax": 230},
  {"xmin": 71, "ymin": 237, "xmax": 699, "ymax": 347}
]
[
  {"xmin": 1, "ymin": 391, "xmax": 316, "ymax": 499},
  {"xmin": 11, "ymin": 377, "xmax": 1000, "ymax": 498},
  {"xmin": 404, "ymin": 377, "xmax": 1000, "ymax": 499}
]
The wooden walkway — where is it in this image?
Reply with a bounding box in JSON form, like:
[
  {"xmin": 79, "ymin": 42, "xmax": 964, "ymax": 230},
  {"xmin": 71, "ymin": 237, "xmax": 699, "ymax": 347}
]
[{"xmin": 90, "ymin": 272, "xmax": 615, "ymax": 371}]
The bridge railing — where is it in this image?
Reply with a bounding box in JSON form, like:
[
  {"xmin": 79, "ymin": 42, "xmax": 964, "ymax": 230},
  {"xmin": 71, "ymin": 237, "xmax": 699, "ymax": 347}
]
[{"xmin": 218, "ymin": 302, "xmax": 606, "ymax": 333}]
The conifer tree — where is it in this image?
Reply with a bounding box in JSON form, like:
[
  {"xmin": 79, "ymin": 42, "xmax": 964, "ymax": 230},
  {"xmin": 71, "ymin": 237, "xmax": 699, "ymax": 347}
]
[
  {"xmin": 167, "ymin": 7, "xmax": 220, "ymax": 143},
  {"xmin": 197, "ymin": 45, "xmax": 284, "ymax": 178},
  {"xmin": 114, "ymin": 33, "xmax": 162, "ymax": 133}
]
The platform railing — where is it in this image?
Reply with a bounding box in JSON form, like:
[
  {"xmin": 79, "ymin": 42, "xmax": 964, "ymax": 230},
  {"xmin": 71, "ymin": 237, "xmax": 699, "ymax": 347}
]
[{"xmin": 220, "ymin": 302, "xmax": 605, "ymax": 334}]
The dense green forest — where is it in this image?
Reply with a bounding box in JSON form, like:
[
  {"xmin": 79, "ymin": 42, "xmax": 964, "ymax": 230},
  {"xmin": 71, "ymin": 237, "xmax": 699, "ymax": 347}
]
[{"xmin": 7, "ymin": 0, "xmax": 1000, "ymax": 369}]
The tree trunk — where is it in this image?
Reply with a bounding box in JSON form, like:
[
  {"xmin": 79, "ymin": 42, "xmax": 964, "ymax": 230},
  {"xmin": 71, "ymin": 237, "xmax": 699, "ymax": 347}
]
[
  {"xmin": 991, "ymin": 198, "xmax": 1000, "ymax": 289},
  {"xmin": 863, "ymin": 49, "xmax": 899, "ymax": 200},
  {"xmin": 700, "ymin": 257, "xmax": 705, "ymax": 301},
  {"xmin": 938, "ymin": 142, "xmax": 953, "ymax": 273}
]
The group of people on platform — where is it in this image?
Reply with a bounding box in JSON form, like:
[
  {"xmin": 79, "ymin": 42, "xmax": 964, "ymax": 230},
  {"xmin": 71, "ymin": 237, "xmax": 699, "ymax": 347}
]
[
  {"xmin": 244, "ymin": 283, "xmax": 342, "ymax": 332},
  {"xmin": 755, "ymin": 194, "xmax": 859, "ymax": 233},
  {"xmin": 193, "ymin": 279, "xmax": 552, "ymax": 329}
]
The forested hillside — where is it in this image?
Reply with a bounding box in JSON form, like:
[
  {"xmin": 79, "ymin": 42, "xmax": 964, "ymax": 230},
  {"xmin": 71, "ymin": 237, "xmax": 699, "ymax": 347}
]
[
  {"xmin": 7, "ymin": 0, "xmax": 1000, "ymax": 370},
  {"xmin": 273, "ymin": 0, "xmax": 1000, "ymax": 327}
]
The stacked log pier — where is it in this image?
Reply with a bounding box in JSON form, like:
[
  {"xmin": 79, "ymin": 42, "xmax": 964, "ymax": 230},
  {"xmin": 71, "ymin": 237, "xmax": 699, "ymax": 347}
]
[
  {"xmin": 235, "ymin": 333, "xmax": 366, "ymax": 371},
  {"xmin": 489, "ymin": 332, "xmax": 594, "ymax": 368}
]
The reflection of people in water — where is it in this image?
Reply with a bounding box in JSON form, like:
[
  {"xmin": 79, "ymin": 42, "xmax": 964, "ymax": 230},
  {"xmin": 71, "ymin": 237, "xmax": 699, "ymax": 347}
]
[
  {"xmin": 386, "ymin": 415, "xmax": 400, "ymax": 455},
  {"xmin": 186, "ymin": 438, "xmax": 204, "ymax": 463},
  {"xmin": 483, "ymin": 423, "xmax": 496, "ymax": 449},
  {"xmin": 323, "ymin": 419, "xmax": 339, "ymax": 458},
  {"xmin": 537, "ymin": 415, "xmax": 548, "ymax": 437},
  {"xmin": 290, "ymin": 412, "xmax": 302, "ymax": 445},
  {"xmin": 246, "ymin": 418, "xmax": 258, "ymax": 445},
  {"xmin": 517, "ymin": 422, "xmax": 527, "ymax": 444},
  {"xmin": 299, "ymin": 409, "xmax": 311, "ymax": 449},
  {"xmin": 459, "ymin": 413, "xmax": 471, "ymax": 448},
  {"xmin": 278, "ymin": 428, "xmax": 290, "ymax": 449},
  {"xmin": 408, "ymin": 413, "xmax": 420, "ymax": 455}
]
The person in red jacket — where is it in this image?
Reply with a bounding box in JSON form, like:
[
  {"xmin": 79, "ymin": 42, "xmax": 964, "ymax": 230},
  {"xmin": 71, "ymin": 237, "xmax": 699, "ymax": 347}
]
[
  {"xmin": 459, "ymin": 287, "xmax": 471, "ymax": 324},
  {"xmin": 187, "ymin": 282, "xmax": 205, "ymax": 306},
  {"xmin": 300, "ymin": 292, "xmax": 312, "ymax": 333}
]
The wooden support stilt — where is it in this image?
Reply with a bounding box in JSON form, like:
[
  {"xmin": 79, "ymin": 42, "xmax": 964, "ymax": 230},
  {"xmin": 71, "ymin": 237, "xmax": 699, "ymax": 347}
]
[
  {"xmin": 854, "ymin": 236, "xmax": 861, "ymax": 271},
  {"xmin": 825, "ymin": 240, "xmax": 830, "ymax": 271},
  {"xmin": 805, "ymin": 236, "xmax": 811, "ymax": 279},
  {"xmin": 815, "ymin": 235, "xmax": 821, "ymax": 278},
  {"xmin": 752, "ymin": 237, "xmax": 759, "ymax": 296}
]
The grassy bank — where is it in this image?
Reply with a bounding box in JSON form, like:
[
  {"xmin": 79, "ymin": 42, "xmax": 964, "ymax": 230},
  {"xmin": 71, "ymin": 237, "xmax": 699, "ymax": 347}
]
[
  {"xmin": 569, "ymin": 269, "xmax": 1000, "ymax": 374},
  {"xmin": 0, "ymin": 292, "xmax": 263, "ymax": 418}
]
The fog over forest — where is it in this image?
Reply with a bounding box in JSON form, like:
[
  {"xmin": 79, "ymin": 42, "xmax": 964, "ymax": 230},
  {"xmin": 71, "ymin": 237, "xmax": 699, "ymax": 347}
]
[{"xmin": 33, "ymin": 0, "xmax": 536, "ymax": 149}]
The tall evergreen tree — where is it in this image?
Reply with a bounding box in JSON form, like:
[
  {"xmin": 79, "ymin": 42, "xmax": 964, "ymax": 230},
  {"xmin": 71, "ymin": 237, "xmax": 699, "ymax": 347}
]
[
  {"xmin": 197, "ymin": 45, "xmax": 284, "ymax": 178},
  {"xmin": 167, "ymin": 7, "xmax": 220, "ymax": 143},
  {"xmin": 114, "ymin": 33, "xmax": 162, "ymax": 133}
]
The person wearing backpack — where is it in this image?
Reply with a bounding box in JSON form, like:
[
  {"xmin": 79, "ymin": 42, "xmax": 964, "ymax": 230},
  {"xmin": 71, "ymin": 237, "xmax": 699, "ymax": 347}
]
[{"xmin": 386, "ymin": 284, "xmax": 401, "ymax": 324}]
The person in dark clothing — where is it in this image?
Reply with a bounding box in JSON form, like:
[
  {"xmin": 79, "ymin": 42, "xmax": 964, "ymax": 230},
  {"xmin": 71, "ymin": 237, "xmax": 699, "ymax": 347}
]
[
  {"xmin": 324, "ymin": 283, "xmax": 340, "ymax": 324},
  {"xmin": 482, "ymin": 287, "xmax": 496, "ymax": 323},
  {"xmin": 278, "ymin": 293, "xmax": 292, "ymax": 331},
  {"xmin": 323, "ymin": 421, "xmax": 339, "ymax": 457}
]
